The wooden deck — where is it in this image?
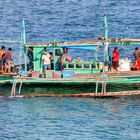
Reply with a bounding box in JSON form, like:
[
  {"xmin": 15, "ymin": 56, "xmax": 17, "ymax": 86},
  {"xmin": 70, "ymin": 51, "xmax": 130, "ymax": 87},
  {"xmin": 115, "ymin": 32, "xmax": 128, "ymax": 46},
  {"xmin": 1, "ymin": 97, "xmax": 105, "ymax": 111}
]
[
  {"xmin": 1, "ymin": 70, "xmax": 140, "ymax": 85},
  {"xmin": 75, "ymin": 70, "xmax": 140, "ymax": 78},
  {"xmin": 1, "ymin": 70, "xmax": 140, "ymax": 78}
]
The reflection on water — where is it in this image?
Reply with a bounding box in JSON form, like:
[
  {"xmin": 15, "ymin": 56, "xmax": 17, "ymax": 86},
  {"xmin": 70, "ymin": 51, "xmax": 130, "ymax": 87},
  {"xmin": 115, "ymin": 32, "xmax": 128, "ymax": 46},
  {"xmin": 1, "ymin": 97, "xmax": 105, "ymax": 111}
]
[{"xmin": 0, "ymin": 97, "xmax": 140, "ymax": 139}]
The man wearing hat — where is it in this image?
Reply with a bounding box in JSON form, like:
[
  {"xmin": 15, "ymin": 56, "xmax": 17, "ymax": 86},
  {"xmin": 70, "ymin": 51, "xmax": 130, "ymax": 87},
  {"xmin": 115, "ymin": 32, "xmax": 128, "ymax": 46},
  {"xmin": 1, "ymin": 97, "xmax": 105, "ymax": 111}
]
[{"xmin": 42, "ymin": 50, "xmax": 51, "ymax": 73}]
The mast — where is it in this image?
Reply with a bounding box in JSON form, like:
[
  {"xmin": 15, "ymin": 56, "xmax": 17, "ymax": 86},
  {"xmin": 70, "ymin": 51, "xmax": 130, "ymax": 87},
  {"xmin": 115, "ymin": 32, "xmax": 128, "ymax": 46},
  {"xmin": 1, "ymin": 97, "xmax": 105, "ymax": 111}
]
[
  {"xmin": 104, "ymin": 14, "xmax": 109, "ymax": 64},
  {"xmin": 104, "ymin": 14, "xmax": 108, "ymax": 40},
  {"xmin": 22, "ymin": 19, "xmax": 27, "ymax": 71}
]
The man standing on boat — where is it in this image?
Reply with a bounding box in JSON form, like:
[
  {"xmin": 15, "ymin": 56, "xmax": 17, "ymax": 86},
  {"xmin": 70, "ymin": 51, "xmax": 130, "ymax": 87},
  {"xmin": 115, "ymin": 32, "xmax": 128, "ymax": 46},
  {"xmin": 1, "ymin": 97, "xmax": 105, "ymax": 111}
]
[
  {"xmin": 59, "ymin": 48, "xmax": 68, "ymax": 71},
  {"xmin": 49, "ymin": 52, "xmax": 54, "ymax": 70},
  {"xmin": 133, "ymin": 47, "xmax": 140, "ymax": 62},
  {"xmin": 112, "ymin": 47, "xmax": 120, "ymax": 71},
  {"xmin": 27, "ymin": 48, "xmax": 33, "ymax": 71},
  {"xmin": 133, "ymin": 47, "xmax": 140, "ymax": 70},
  {"xmin": 5, "ymin": 47, "xmax": 13, "ymax": 73},
  {"xmin": 0, "ymin": 46, "xmax": 6, "ymax": 71},
  {"xmin": 42, "ymin": 50, "xmax": 51, "ymax": 73}
]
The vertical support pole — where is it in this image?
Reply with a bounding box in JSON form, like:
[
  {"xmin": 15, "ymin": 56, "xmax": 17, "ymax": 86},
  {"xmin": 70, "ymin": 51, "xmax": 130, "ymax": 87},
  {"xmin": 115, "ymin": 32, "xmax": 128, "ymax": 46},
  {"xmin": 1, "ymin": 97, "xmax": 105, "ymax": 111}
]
[
  {"xmin": 104, "ymin": 79, "xmax": 107, "ymax": 93},
  {"xmin": 104, "ymin": 14, "xmax": 108, "ymax": 41},
  {"xmin": 13, "ymin": 82, "xmax": 17, "ymax": 96},
  {"xmin": 22, "ymin": 19, "xmax": 27, "ymax": 71},
  {"xmin": 11, "ymin": 79, "xmax": 17, "ymax": 96},
  {"xmin": 95, "ymin": 46, "xmax": 98, "ymax": 61},
  {"xmin": 93, "ymin": 45, "xmax": 98, "ymax": 70},
  {"xmin": 95, "ymin": 80, "xmax": 98, "ymax": 93},
  {"xmin": 18, "ymin": 80, "xmax": 23, "ymax": 95},
  {"xmin": 19, "ymin": 32, "xmax": 22, "ymax": 69},
  {"xmin": 11, "ymin": 83, "xmax": 14, "ymax": 96},
  {"xmin": 101, "ymin": 81, "xmax": 104, "ymax": 93},
  {"xmin": 101, "ymin": 76, "xmax": 107, "ymax": 94},
  {"xmin": 104, "ymin": 14, "xmax": 109, "ymax": 65}
]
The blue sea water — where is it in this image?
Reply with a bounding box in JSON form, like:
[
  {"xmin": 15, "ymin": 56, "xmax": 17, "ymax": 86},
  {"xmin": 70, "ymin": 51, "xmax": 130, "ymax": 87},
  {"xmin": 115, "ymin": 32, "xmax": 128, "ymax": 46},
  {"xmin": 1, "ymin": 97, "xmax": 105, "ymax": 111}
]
[
  {"xmin": 0, "ymin": 0, "xmax": 140, "ymax": 139},
  {"xmin": 0, "ymin": 97, "xmax": 140, "ymax": 140}
]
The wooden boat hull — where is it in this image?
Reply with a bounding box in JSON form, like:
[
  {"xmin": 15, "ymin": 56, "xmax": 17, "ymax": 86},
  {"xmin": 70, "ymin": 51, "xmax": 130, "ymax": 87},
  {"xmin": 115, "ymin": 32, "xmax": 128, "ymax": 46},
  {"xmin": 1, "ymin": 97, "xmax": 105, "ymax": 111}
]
[
  {"xmin": 1, "ymin": 71, "xmax": 140, "ymax": 97},
  {"xmin": 1, "ymin": 79, "xmax": 140, "ymax": 97}
]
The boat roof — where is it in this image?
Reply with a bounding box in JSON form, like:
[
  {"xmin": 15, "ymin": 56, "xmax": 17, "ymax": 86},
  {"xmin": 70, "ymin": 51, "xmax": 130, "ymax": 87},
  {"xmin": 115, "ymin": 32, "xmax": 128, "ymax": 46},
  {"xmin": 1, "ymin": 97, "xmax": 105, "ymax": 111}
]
[{"xmin": 25, "ymin": 38, "xmax": 140, "ymax": 48}]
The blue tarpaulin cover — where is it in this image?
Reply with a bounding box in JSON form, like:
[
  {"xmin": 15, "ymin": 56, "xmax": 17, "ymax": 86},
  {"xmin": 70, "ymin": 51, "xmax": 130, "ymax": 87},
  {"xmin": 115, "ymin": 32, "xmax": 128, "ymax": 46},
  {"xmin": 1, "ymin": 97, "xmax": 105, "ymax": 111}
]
[{"xmin": 63, "ymin": 45, "xmax": 96, "ymax": 51}]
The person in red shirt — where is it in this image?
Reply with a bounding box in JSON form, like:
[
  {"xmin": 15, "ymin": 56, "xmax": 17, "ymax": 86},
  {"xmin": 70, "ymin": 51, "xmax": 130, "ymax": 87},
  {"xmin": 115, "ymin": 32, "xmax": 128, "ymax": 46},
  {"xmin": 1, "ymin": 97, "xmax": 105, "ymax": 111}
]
[{"xmin": 112, "ymin": 47, "xmax": 120, "ymax": 71}]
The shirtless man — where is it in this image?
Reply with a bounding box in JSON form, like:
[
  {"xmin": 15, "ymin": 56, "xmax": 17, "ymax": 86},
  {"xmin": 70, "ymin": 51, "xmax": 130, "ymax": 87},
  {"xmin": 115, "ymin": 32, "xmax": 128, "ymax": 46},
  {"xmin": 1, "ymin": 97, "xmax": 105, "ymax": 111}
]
[{"xmin": 59, "ymin": 49, "xmax": 68, "ymax": 71}]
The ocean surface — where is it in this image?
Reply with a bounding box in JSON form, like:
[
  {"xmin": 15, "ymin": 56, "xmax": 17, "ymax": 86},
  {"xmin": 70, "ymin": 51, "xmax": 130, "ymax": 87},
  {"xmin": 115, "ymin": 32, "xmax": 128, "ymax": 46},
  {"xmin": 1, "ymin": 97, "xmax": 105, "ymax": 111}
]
[{"xmin": 0, "ymin": 0, "xmax": 140, "ymax": 139}]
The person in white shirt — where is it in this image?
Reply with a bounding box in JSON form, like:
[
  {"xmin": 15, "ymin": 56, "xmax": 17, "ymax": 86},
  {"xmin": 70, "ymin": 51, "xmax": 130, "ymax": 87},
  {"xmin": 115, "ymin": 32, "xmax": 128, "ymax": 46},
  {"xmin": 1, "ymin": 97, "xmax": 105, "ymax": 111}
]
[{"xmin": 42, "ymin": 51, "xmax": 51, "ymax": 73}]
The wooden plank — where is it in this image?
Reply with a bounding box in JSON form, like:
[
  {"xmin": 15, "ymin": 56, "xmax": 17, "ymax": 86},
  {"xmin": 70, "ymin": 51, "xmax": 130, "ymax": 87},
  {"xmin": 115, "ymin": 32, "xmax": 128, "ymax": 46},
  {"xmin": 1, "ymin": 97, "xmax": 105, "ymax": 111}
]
[
  {"xmin": 1, "ymin": 90, "xmax": 140, "ymax": 98},
  {"xmin": 108, "ymin": 38, "xmax": 140, "ymax": 43},
  {"xmin": 21, "ymin": 90, "xmax": 140, "ymax": 98},
  {"xmin": 25, "ymin": 38, "xmax": 140, "ymax": 47}
]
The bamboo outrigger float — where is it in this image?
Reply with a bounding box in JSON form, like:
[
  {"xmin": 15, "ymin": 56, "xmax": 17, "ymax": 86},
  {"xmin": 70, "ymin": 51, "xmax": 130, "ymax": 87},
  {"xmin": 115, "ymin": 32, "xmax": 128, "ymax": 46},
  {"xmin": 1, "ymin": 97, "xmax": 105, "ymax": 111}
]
[{"xmin": 1, "ymin": 14, "xmax": 140, "ymax": 98}]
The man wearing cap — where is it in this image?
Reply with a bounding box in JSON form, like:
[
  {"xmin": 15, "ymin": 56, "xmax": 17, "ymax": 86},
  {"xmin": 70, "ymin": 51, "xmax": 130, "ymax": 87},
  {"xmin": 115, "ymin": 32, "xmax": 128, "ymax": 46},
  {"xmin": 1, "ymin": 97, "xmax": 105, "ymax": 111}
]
[{"xmin": 42, "ymin": 51, "xmax": 51, "ymax": 73}]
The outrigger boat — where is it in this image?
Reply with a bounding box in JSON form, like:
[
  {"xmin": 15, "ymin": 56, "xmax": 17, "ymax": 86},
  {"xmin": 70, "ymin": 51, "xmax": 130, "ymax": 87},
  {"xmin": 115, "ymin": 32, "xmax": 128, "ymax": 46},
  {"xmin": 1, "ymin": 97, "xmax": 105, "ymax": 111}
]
[{"xmin": 1, "ymin": 15, "xmax": 140, "ymax": 98}]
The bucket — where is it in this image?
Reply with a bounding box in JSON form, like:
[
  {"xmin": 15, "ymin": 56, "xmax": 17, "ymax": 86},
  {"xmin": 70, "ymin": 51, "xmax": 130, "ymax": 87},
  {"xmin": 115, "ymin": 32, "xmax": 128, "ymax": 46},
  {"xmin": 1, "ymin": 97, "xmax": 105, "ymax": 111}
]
[{"xmin": 99, "ymin": 62, "xmax": 103, "ymax": 70}]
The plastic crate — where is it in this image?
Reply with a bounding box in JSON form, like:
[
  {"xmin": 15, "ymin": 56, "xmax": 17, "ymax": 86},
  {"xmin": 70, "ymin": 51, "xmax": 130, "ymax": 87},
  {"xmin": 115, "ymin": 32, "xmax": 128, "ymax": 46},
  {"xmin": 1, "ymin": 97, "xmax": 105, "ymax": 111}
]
[
  {"xmin": 62, "ymin": 70, "xmax": 74, "ymax": 78},
  {"xmin": 53, "ymin": 71, "xmax": 61, "ymax": 78},
  {"xmin": 32, "ymin": 71, "xmax": 39, "ymax": 78}
]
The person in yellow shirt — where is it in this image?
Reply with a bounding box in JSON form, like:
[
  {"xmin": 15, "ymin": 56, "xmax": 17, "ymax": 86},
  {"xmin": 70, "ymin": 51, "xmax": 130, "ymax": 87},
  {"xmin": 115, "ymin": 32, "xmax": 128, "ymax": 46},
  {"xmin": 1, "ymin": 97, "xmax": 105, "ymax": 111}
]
[{"xmin": 0, "ymin": 46, "xmax": 6, "ymax": 71}]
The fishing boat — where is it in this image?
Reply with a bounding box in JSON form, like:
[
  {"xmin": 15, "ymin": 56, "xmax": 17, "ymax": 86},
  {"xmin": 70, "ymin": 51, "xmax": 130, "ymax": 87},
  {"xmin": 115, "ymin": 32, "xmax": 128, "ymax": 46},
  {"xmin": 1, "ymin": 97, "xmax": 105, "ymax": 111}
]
[{"xmin": 1, "ymin": 14, "xmax": 140, "ymax": 98}]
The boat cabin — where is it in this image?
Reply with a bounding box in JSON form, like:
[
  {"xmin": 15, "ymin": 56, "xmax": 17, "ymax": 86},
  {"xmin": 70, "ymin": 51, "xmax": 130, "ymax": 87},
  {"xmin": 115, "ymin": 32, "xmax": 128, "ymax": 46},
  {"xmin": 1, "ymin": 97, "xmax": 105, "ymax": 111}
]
[{"xmin": 24, "ymin": 43, "xmax": 101, "ymax": 75}]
